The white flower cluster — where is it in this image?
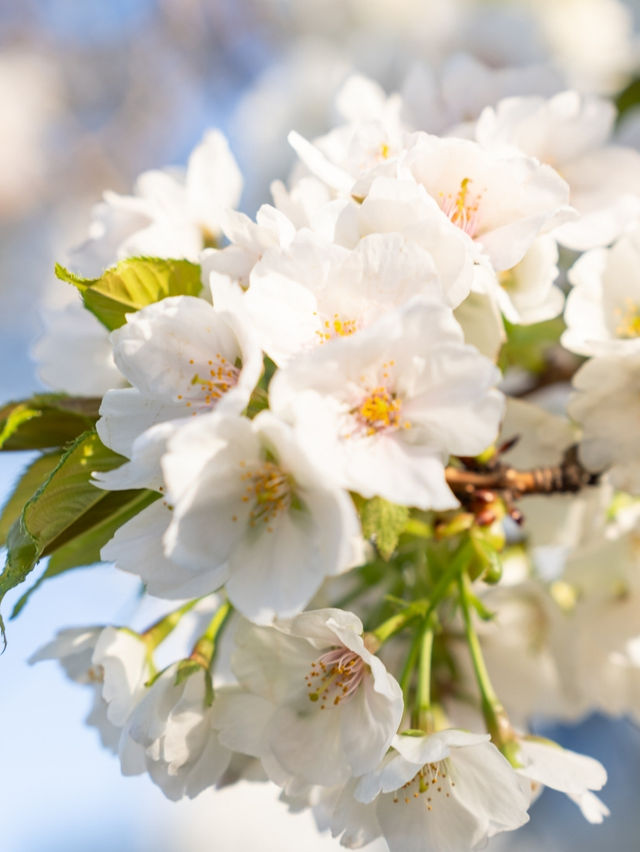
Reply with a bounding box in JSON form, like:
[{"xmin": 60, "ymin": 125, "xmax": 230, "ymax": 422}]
[{"xmin": 27, "ymin": 68, "xmax": 640, "ymax": 851}]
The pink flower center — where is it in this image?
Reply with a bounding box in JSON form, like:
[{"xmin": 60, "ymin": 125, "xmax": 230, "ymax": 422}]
[
  {"xmin": 239, "ymin": 462, "xmax": 293, "ymax": 531},
  {"xmin": 178, "ymin": 354, "xmax": 240, "ymax": 413},
  {"xmin": 439, "ymin": 177, "xmax": 483, "ymax": 238},
  {"xmin": 304, "ymin": 646, "xmax": 366, "ymax": 709}
]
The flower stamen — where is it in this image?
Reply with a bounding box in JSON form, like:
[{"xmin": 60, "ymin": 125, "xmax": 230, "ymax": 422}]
[
  {"xmin": 439, "ymin": 177, "xmax": 483, "ymax": 238},
  {"xmin": 304, "ymin": 646, "xmax": 366, "ymax": 710}
]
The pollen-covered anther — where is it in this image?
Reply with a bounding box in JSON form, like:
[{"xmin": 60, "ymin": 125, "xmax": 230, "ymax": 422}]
[
  {"xmin": 179, "ymin": 353, "xmax": 240, "ymax": 408},
  {"xmin": 614, "ymin": 298, "xmax": 640, "ymax": 338},
  {"xmin": 316, "ymin": 313, "xmax": 358, "ymax": 343},
  {"xmin": 353, "ymin": 381, "xmax": 408, "ymax": 436},
  {"xmin": 241, "ymin": 462, "xmax": 293, "ymax": 528},
  {"xmin": 86, "ymin": 664, "xmax": 104, "ymax": 684},
  {"xmin": 305, "ymin": 646, "xmax": 366, "ymax": 709},
  {"xmin": 439, "ymin": 177, "xmax": 483, "ymax": 238},
  {"xmin": 392, "ymin": 761, "xmax": 454, "ymax": 809}
]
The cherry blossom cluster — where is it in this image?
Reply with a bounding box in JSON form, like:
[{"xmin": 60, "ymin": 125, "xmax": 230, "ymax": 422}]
[{"xmin": 20, "ymin": 68, "xmax": 640, "ymax": 851}]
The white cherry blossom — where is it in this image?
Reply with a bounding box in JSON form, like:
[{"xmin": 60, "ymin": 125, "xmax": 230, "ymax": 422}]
[
  {"xmin": 122, "ymin": 662, "xmax": 232, "ymax": 800},
  {"xmin": 33, "ymin": 299, "xmax": 125, "ymax": 396},
  {"xmin": 476, "ymin": 90, "xmax": 640, "ymax": 250},
  {"xmin": 394, "ymin": 131, "xmax": 573, "ymax": 271},
  {"xmin": 270, "ymin": 297, "xmax": 504, "ymax": 510},
  {"xmin": 515, "ymin": 737, "xmax": 608, "ymax": 824},
  {"xmin": 332, "ymin": 175, "xmax": 475, "ymax": 308},
  {"xmin": 202, "ymin": 204, "xmax": 296, "ymax": 292},
  {"xmin": 563, "ymin": 225, "xmax": 640, "ymax": 356},
  {"xmin": 217, "ymin": 610, "xmax": 403, "ymax": 788},
  {"xmin": 161, "ymin": 411, "xmax": 363, "ymax": 621},
  {"xmin": 243, "ymin": 231, "xmax": 445, "ymax": 365},
  {"xmin": 569, "ymin": 351, "xmax": 640, "ymax": 492},
  {"xmin": 69, "ymin": 130, "xmax": 242, "ymax": 277},
  {"xmin": 353, "ymin": 730, "xmax": 530, "ymax": 852},
  {"xmin": 95, "ymin": 295, "xmax": 262, "ymax": 463}
]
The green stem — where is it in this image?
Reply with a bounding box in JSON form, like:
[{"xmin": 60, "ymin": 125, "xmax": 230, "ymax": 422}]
[
  {"xmin": 190, "ymin": 600, "xmax": 232, "ymax": 669},
  {"xmin": 372, "ymin": 606, "xmax": 423, "ymax": 645},
  {"xmin": 373, "ymin": 539, "xmax": 474, "ymax": 646},
  {"xmin": 399, "ymin": 626, "xmax": 422, "ymax": 703},
  {"xmin": 458, "ymin": 572, "xmax": 512, "ymax": 746},
  {"xmin": 141, "ymin": 598, "xmax": 200, "ymax": 652},
  {"xmin": 416, "ymin": 624, "xmax": 434, "ymax": 731}
]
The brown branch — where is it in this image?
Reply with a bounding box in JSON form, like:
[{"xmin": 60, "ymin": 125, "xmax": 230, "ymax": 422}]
[{"xmin": 445, "ymin": 445, "xmax": 598, "ymax": 500}]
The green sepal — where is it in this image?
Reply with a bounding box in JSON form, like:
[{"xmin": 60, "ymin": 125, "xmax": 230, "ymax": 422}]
[
  {"xmin": 175, "ymin": 659, "xmax": 214, "ymax": 707},
  {"xmin": 500, "ymin": 739, "xmax": 524, "ymax": 770},
  {"xmin": 0, "ymin": 451, "xmax": 63, "ymax": 545},
  {"xmin": 469, "ymin": 525, "xmax": 504, "ymax": 584},
  {"xmin": 0, "ymin": 394, "xmax": 100, "ymax": 451},
  {"xmin": 10, "ymin": 488, "xmax": 159, "ymax": 618},
  {"xmin": 356, "ymin": 495, "xmax": 410, "ymax": 561},
  {"xmin": 0, "ymin": 431, "xmax": 128, "ymax": 645},
  {"xmin": 55, "ymin": 256, "xmax": 202, "ymax": 331}
]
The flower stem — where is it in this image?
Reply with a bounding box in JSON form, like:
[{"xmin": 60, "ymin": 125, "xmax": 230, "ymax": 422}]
[
  {"xmin": 399, "ymin": 626, "xmax": 423, "ymax": 704},
  {"xmin": 373, "ymin": 539, "xmax": 474, "ymax": 646},
  {"xmin": 190, "ymin": 600, "xmax": 232, "ymax": 669},
  {"xmin": 372, "ymin": 605, "xmax": 423, "ymax": 644},
  {"xmin": 141, "ymin": 598, "xmax": 200, "ymax": 651},
  {"xmin": 416, "ymin": 623, "xmax": 434, "ymax": 732},
  {"xmin": 458, "ymin": 572, "xmax": 513, "ymax": 746}
]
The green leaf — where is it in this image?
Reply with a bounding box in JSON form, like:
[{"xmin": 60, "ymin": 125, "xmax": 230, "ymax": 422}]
[
  {"xmin": 10, "ymin": 489, "xmax": 158, "ymax": 618},
  {"xmin": 0, "ymin": 394, "xmax": 101, "ymax": 451},
  {"xmin": 358, "ymin": 496, "xmax": 410, "ymax": 561},
  {"xmin": 0, "ymin": 452, "xmax": 63, "ymax": 545},
  {"xmin": 0, "ymin": 431, "xmax": 127, "ymax": 645},
  {"xmin": 55, "ymin": 256, "xmax": 202, "ymax": 331}
]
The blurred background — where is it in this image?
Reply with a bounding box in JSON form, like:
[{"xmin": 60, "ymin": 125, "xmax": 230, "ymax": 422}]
[{"xmin": 2, "ymin": 1, "xmax": 640, "ymax": 850}]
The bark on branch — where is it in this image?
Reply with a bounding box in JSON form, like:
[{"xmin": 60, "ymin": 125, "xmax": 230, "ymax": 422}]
[{"xmin": 445, "ymin": 445, "xmax": 598, "ymax": 501}]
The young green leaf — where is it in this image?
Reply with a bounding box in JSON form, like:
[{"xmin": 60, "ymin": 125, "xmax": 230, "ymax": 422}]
[
  {"xmin": 0, "ymin": 394, "xmax": 100, "ymax": 451},
  {"xmin": 10, "ymin": 489, "xmax": 158, "ymax": 618},
  {"xmin": 358, "ymin": 496, "xmax": 410, "ymax": 561},
  {"xmin": 0, "ymin": 451, "xmax": 63, "ymax": 545},
  {"xmin": 0, "ymin": 431, "xmax": 127, "ymax": 645},
  {"xmin": 55, "ymin": 256, "xmax": 202, "ymax": 330}
]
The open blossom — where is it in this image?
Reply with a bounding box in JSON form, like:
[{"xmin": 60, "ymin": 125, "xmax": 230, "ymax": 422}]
[
  {"xmin": 547, "ymin": 520, "xmax": 640, "ymax": 723},
  {"xmin": 394, "ymin": 131, "xmax": 573, "ymax": 272},
  {"xmin": 161, "ymin": 412, "xmax": 363, "ymax": 621},
  {"xmin": 515, "ymin": 737, "xmax": 608, "ymax": 824},
  {"xmin": 476, "ymin": 90, "xmax": 640, "ymax": 250},
  {"xmin": 202, "ymin": 204, "xmax": 296, "ymax": 292},
  {"xmin": 568, "ymin": 351, "xmax": 640, "ymax": 493},
  {"xmin": 331, "ymin": 176, "xmax": 475, "ymax": 308},
  {"xmin": 216, "ymin": 610, "xmax": 403, "ymax": 788},
  {"xmin": 68, "ymin": 129, "xmax": 243, "ymax": 277},
  {"xmin": 33, "ymin": 299, "xmax": 125, "ymax": 396},
  {"xmin": 563, "ymin": 223, "xmax": 640, "ymax": 356},
  {"xmin": 242, "ymin": 231, "xmax": 445, "ymax": 365},
  {"xmin": 495, "ymin": 235, "xmax": 564, "ymax": 325},
  {"xmin": 95, "ymin": 295, "xmax": 263, "ymax": 465},
  {"xmin": 270, "ymin": 296, "xmax": 504, "ymax": 510},
  {"xmin": 122, "ymin": 662, "xmax": 232, "ymax": 800},
  {"xmin": 351, "ymin": 730, "xmax": 530, "ymax": 852}
]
